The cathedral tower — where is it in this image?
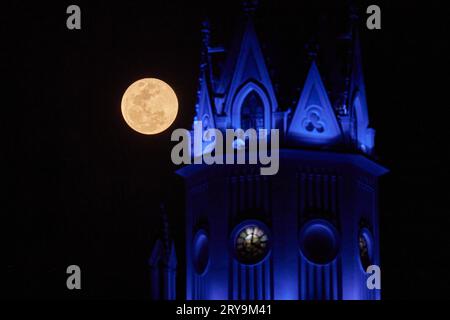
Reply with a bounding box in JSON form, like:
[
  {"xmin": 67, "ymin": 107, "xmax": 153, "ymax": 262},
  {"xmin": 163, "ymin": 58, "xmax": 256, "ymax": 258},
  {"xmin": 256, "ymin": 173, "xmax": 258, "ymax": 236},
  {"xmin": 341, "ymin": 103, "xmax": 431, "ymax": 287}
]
[{"xmin": 174, "ymin": 2, "xmax": 387, "ymax": 300}]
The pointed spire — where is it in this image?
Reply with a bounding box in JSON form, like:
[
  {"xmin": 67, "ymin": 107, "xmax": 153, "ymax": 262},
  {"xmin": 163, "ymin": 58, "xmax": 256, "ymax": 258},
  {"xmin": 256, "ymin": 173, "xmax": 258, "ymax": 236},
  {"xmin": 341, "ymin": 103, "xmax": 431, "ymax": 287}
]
[
  {"xmin": 347, "ymin": 4, "xmax": 365, "ymax": 137},
  {"xmin": 149, "ymin": 202, "xmax": 177, "ymax": 300},
  {"xmin": 348, "ymin": 5, "xmax": 366, "ymax": 105},
  {"xmin": 335, "ymin": 2, "xmax": 360, "ymax": 118},
  {"xmin": 335, "ymin": 2, "xmax": 374, "ymax": 153},
  {"xmin": 200, "ymin": 18, "xmax": 211, "ymax": 71},
  {"xmin": 194, "ymin": 18, "xmax": 211, "ymax": 124},
  {"xmin": 159, "ymin": 202, "xmax": 170, "ymax": 264}
]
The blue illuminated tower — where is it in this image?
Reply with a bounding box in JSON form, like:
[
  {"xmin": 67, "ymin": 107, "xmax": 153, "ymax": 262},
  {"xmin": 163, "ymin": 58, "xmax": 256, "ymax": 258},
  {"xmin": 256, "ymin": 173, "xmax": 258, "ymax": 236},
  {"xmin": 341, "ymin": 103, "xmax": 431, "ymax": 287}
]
[{"xmin": 167, "ymin": 3, "xmax": 387, "ymax": 300}]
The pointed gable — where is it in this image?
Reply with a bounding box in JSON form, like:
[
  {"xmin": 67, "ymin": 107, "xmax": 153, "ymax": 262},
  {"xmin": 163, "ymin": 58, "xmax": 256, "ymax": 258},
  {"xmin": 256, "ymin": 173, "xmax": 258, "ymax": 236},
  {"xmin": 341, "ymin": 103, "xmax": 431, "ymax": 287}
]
[
  {"xmin": 221, "ymin": 19, "xmax": 278, "ymax": 118},
  {"xmin": 288, "ymin": 62, "xmax": 342, "ymax": 146}
]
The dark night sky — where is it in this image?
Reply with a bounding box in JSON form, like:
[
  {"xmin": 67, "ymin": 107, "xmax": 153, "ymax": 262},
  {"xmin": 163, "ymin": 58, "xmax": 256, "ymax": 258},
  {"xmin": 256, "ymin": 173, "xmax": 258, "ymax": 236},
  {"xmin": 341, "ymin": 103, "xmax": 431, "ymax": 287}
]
[{"xmin": 3, "ymin": 0, "xmax": 450, "ymax": 299}]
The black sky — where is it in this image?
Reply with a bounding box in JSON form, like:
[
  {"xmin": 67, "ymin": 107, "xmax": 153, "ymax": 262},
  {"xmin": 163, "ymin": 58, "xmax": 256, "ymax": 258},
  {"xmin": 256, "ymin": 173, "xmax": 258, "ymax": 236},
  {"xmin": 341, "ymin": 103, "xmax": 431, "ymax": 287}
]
[{"xmin": 3, "ymin": 0, "xmax": 450, "ymax": 299}]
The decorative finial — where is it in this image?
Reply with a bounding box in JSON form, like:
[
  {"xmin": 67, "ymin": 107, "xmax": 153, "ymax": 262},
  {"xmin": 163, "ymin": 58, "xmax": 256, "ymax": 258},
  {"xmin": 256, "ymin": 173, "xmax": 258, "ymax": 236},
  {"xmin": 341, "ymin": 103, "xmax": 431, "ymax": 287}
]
[
  {"xmin": 201, "ymin": 18, "xmax": 210, "ymax": 50},
  {"xmin": 348, "ymin": 0, "xmax": 359, "ymax": 22},
  {"xmin": 242, "ymin": 0, "xmax": 259, "ymax": 15},
  {"xmin": 305, "ymin": 38, "xmax": 319, "ymax": 61}
]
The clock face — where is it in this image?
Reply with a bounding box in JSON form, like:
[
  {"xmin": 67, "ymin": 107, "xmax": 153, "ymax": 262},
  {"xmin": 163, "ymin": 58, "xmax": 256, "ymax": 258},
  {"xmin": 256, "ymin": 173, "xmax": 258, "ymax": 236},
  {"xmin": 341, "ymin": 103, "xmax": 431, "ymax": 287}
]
[{"xmin": 234, "ymin": 224, "xmax": 269, "ymax": 265}]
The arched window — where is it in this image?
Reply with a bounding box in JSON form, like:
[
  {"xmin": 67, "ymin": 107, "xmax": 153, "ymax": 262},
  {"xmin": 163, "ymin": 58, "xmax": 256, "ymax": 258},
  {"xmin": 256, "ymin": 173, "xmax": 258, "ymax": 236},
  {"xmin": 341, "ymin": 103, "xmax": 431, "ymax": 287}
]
[{"xmin": 240, "ymin": 91, "xmax": 264, "ymax": 130}]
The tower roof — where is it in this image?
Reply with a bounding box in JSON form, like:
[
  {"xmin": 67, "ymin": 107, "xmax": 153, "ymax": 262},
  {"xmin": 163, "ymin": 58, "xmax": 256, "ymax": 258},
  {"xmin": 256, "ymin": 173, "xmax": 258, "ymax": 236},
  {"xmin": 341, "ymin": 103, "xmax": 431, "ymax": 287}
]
[{"xmin": 192, "ymin": 2, "xmax": 376, "ymax": 155}]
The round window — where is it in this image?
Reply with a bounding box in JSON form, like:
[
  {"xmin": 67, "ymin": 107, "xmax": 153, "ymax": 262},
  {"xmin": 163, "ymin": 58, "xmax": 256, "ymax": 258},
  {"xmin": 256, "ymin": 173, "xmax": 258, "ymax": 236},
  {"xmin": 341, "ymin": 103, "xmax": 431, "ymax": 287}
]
[
  {"xmin": 193, "ymin": 230, "xmax": 210, "ymax": 275},
  {"xmin": 299, "ymin": 219, "xmax": 340, "ymax": 265},
  {"xmin": 232, "ymin": 221, "xmax": 270, "ymax": 265}
]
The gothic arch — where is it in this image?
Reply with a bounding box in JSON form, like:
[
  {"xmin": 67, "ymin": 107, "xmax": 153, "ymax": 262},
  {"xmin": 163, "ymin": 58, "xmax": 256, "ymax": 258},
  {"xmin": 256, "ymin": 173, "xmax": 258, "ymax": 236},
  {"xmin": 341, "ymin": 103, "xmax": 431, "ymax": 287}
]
[{"xmin": 231, "ymin": 81, "xmax": 271, "ymax": 130}]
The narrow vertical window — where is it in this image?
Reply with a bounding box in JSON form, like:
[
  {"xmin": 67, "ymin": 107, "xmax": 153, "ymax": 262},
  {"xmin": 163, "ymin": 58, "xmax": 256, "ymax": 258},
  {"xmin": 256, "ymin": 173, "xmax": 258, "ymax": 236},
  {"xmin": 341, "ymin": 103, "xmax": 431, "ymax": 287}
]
[{"xmin": 240, "ymin": 91, "xmax": 264, "ymax": 130}]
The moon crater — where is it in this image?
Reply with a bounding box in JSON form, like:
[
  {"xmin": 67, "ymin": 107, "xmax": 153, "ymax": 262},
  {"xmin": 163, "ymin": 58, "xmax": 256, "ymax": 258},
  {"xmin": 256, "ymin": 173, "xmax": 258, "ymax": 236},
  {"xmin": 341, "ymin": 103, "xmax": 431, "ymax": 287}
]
[{"xmin": 121, "ymin": 78, "xmax": 178, "ymax": 135}]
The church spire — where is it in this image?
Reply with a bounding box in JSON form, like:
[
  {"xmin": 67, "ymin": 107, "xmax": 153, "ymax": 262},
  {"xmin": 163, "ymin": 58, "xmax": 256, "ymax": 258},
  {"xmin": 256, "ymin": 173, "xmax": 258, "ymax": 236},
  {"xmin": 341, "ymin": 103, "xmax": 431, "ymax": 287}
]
[
  {"xmin": 194, "ymin": 18, "xmax": 212, "ymax": 123},
  {"xmin": 342, "ymin": 3, "xmax": 375, "ymax": 154},
  {"xmin": 149, "ymin": 202, "xmax": 177, "ymax": 300},
  {"xmin": 331, "ymin": 2, "xmax": 370, "ymax": 151},
  {"xmin": 335, "ymin": 4, "xmax": 358, "ymax": 118},
  {"xmin": 200, "ymin": 18, "xmax": 211, "ymax": 73}
]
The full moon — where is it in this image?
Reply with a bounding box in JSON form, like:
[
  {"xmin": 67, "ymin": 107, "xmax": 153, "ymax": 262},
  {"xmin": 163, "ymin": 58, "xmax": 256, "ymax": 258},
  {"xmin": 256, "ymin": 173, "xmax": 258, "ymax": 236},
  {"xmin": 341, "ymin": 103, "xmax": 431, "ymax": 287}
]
[{"xmin": 121, "ymin": 78, "xmax": 178, "ymax": 135}]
